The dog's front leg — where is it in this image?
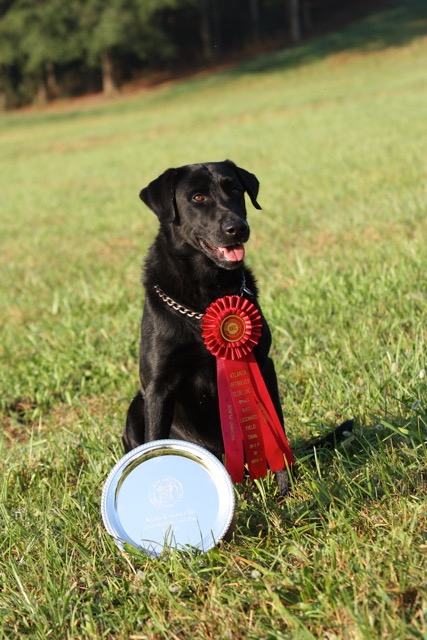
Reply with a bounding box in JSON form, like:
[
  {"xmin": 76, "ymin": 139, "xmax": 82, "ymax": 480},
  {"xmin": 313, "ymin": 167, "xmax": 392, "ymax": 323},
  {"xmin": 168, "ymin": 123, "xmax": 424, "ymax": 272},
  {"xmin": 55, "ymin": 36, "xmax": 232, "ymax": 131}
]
[{"xmin": 143, "ymin": 381, "xmax": 175, "ymax": 442}]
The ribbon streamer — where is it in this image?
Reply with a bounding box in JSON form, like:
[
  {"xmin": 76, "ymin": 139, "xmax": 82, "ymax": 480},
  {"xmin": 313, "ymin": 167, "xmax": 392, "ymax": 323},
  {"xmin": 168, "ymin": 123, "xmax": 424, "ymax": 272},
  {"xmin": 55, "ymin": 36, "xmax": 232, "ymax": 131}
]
[{"xmin": 201, "ymin": 295, "xmax": 294, "ymax": 483}]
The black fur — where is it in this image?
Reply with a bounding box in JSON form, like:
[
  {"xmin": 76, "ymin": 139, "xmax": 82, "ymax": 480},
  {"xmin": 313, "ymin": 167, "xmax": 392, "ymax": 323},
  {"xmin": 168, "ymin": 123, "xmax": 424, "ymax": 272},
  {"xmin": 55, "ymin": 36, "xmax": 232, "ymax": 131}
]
[{"xmin": 123, "ymin": 160, "xmax": 352, "ymax": 496}]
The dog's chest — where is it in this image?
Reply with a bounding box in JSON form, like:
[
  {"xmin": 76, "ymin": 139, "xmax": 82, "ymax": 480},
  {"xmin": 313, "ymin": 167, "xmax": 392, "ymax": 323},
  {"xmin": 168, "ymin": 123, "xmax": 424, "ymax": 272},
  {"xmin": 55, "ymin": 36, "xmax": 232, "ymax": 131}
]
[{"xmin": 174, "ymin": 343, "xmax": 217, "ymax": 405}]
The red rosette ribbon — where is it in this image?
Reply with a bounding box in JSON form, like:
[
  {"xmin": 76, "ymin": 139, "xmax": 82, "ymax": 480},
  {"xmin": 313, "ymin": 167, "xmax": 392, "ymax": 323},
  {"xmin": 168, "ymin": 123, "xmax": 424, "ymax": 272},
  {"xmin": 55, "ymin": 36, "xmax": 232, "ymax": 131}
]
[{"xmin": 202, "ymin": 295, "xmax": 294, "ymax": 483}]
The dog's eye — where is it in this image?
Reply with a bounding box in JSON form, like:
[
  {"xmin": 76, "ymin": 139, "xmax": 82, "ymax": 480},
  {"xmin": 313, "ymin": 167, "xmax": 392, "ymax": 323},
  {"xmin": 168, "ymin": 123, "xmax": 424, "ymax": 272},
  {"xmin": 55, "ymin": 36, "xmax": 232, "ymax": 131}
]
[
  {"xmin": 192, "ymin": 194, "xmax": 206, "ymax": 202},
  {"xmin": 230, "ymin": 187, "xmax": 242, "ymax": 197}
]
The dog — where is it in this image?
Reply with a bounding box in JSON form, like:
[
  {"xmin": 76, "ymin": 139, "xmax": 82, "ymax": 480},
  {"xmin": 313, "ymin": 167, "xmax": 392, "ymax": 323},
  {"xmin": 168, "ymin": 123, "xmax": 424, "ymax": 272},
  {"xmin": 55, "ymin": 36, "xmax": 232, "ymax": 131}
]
[{"xmin": 123, "ymin": 160, "xmax": 352, "ymax": 496}]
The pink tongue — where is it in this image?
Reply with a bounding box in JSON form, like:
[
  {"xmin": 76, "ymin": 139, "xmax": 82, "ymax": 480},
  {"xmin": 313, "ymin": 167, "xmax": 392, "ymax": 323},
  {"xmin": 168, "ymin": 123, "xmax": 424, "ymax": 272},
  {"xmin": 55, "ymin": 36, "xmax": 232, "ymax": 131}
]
[{"xmin": 221, "ymin": 244, "xmax": 245, "ymax": 262}]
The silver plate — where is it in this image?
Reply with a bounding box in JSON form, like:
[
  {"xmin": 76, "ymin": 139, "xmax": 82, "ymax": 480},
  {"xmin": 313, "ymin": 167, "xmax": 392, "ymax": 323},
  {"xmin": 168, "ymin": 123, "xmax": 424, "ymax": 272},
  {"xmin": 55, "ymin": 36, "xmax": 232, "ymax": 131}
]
[{"xmin": 101, "ymin": 439, "xmax": 235, "ymax": 557}]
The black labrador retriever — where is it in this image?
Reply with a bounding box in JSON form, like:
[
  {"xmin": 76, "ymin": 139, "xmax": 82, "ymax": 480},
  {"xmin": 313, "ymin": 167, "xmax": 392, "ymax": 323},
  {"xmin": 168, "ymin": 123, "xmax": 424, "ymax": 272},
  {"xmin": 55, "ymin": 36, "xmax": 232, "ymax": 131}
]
[{"xmin": 123, "ymin": 160, "xmax": 352, "ymax": 495}]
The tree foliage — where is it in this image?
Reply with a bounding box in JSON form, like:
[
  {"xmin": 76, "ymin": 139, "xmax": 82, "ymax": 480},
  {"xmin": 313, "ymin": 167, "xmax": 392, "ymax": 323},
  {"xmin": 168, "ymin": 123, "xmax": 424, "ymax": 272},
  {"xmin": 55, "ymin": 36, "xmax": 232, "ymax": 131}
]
[
  {"xmin": 0, "ymin": 0, "xmax": 370, "ymax": 108},
  {"xmin": 78, "ymin": 0, "xmax": 180, "ymax": 94}
]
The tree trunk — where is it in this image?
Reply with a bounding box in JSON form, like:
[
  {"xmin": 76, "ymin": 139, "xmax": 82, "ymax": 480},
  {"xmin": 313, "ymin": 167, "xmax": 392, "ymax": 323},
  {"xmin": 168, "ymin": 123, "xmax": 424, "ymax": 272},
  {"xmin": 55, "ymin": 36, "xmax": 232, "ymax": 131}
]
[
  {"xmin": 200, "ymin": 0, "xmax": 214, "ymax": 62},
  {"xmin": 249, "ymin": 0, "xmax": 260, "ymax": 46},
  {"xmin": 101, "ymin": 51, "xmax": 119, "ymax": 97},
  {"xmin": 35, "ymin": 77, "xmax": 48, "ymax": 104},
  {"xmin": 45, "ymin": 62, "xmax": 58, "ymax": 99},
  {"xmin": 302, "ymin": 0, "xmax": 313, "ymax": 32},
  {"xmin": 287, "ymin": 0, "xmax": 301, "ymax": 44},
  {"xmin": 211, "ymin": 0, "xmax": 221, "ymax": 56}
]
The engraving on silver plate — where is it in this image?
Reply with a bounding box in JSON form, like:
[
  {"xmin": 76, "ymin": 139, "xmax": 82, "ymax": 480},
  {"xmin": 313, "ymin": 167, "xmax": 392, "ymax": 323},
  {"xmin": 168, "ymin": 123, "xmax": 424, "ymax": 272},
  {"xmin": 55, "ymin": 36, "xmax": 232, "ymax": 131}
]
[
  {"xmin": 143, "ymin": 509, "xmax": 198, "ymax": 532},
  {"xmin": 148, "ymin": 476, "xmax": 184, "ymax": 509},
  {"xmin": 101, "ymin": 439, "xmax": 235, "ymax": 555}
]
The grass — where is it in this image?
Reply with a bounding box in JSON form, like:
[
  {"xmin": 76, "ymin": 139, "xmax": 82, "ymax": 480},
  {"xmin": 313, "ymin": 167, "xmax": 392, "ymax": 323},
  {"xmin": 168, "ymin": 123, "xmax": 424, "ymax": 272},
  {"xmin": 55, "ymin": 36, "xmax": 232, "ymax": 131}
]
[{"xmin": 1, "ymin": 0, "xmax": 427, "ymax": 637}]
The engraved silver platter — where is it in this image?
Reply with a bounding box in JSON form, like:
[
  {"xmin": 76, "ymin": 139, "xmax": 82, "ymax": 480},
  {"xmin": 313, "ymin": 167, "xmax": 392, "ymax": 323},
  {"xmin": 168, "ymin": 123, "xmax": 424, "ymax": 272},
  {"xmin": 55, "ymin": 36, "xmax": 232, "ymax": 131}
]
[{"xmin": 101, "ymin": 439, "xmax": 235, "ymax": 557}]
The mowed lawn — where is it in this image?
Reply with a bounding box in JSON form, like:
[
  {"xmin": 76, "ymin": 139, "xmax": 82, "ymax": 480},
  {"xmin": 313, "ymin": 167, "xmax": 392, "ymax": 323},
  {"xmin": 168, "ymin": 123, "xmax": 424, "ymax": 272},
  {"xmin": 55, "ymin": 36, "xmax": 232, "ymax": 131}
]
[{"xmin": 1, "ymin": 1, "xmax": 426, "ymax": 638}]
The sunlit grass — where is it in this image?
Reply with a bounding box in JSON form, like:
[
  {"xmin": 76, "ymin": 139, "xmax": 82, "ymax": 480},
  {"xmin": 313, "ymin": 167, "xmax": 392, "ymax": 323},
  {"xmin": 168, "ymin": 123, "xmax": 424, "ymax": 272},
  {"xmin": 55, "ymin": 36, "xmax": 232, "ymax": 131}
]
[{"xmin": 1, "ymin": 1, "xmax": 426, "ymax": 637}]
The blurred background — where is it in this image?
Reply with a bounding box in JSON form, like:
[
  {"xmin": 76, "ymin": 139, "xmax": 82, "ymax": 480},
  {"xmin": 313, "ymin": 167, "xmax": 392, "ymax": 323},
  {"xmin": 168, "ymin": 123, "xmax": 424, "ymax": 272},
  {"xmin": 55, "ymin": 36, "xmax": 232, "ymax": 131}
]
[{"xmin": 0, "ymin": 0, "xmax": 396, "ymax": 109}]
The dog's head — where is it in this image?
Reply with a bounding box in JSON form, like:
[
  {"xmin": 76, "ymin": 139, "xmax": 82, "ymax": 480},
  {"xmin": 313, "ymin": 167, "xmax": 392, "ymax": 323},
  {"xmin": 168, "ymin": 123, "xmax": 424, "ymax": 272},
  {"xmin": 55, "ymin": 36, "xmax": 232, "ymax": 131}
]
[{"xmin": 140, "ymin": 160, "xmax": 261, "ymax": 270}]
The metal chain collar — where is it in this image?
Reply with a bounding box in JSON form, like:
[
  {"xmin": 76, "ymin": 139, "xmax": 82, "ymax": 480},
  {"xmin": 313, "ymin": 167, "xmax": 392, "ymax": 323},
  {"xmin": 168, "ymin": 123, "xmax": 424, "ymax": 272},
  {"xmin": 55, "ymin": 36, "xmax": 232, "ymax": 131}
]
[
  {"xmin": 153, "ymin": 273, "xmax": 254, "ymax": 323},
  {"xmin": 153, "ymin": 285, "xmax": 204, "ymax": 321}
]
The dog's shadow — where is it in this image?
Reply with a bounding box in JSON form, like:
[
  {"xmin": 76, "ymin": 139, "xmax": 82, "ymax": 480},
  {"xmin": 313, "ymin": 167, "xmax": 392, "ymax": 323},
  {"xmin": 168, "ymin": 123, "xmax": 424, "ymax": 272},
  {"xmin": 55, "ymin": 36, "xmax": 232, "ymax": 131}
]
[{"xmin": 234, "ymin": 415, "xmax": 424, "ymax": 540}]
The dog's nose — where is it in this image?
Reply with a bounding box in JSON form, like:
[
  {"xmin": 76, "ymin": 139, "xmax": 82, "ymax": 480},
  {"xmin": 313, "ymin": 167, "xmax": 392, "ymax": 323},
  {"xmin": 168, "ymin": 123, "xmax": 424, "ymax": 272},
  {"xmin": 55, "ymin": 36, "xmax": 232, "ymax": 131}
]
[{"xmin": 222, "ymin": 218, "xmax": 249, "ymax": 241}]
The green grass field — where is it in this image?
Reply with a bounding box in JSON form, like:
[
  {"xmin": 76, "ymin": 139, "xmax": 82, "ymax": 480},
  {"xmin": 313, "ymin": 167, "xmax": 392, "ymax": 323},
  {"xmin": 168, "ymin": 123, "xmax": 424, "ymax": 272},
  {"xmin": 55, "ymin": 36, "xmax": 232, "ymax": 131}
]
[{"xmin": 1, "ymin": 0, "xmax": 426, "ymax": 637}]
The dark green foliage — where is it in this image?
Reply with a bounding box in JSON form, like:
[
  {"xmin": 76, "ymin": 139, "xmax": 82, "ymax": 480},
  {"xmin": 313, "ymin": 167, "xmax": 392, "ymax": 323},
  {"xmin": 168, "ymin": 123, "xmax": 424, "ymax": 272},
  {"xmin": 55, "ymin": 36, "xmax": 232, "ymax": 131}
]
[{"xmin": 0, "ymin": 0, "xmax": 413, "ymax": 107}]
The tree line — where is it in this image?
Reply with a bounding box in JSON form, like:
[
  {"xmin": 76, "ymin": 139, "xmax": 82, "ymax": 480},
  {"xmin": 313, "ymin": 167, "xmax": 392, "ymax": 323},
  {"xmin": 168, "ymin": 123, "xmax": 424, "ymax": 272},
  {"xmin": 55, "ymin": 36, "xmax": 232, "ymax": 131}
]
[{"xmin": 0, "ymin": 0, "xmax": 366, "ymax": 109}]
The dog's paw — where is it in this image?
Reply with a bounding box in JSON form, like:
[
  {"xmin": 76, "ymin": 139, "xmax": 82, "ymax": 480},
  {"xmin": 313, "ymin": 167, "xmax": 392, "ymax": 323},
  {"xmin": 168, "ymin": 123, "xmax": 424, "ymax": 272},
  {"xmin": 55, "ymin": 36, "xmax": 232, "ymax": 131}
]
[{"xmin": 275, "ymin": 468, "xmax": 292, "ymax": 497}]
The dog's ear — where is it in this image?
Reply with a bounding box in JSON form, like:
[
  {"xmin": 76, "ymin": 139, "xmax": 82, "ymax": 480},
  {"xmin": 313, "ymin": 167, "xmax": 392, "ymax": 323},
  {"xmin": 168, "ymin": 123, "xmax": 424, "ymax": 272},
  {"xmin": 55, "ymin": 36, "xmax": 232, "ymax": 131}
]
[
  {"xmin": 140, "ymin": 168, "xmax": 179, "ymax": 223},
  {"xmin": 226, "ymin": 160, "xmax": 262, "ymax": 210}
]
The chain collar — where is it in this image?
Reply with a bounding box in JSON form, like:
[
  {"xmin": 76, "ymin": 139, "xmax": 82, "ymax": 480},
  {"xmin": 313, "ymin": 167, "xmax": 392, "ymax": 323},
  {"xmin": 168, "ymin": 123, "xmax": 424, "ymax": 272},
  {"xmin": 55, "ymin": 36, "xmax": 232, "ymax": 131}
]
[
  {"xmin": 153, "ymin": 272, "xmax": 255, "ymax": 322},
  {"xmin": 153, "ymin": 285, "xmax": 204, "ymax": 321}
]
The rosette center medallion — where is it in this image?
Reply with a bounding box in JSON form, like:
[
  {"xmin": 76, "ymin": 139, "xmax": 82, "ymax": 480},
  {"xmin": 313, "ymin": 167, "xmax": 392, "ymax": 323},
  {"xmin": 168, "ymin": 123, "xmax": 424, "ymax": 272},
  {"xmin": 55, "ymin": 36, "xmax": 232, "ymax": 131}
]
[{"xmin": 220, "ymin": 315, "xmax": 246, "ymax": 342}]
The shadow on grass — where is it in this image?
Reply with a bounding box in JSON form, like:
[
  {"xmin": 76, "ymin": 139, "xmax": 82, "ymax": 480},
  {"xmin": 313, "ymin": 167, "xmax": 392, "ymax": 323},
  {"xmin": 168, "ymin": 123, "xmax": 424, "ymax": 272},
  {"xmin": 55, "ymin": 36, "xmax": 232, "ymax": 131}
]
[
  {"xmin": 230, "ymin": 0, "xmax": 427, "ymax": 77},
  {"xmin": 237, "ymin": 407, "xmax": 426, "ymax": 538}
]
